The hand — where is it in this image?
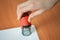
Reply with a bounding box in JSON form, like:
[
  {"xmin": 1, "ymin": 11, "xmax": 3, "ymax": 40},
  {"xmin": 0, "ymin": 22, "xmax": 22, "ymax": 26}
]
[{"xmin": 17, "ymin": 0, "xmax": 57, "ymax": 22}]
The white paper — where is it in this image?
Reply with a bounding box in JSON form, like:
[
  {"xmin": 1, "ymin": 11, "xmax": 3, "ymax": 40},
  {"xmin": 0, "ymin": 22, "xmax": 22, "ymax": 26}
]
[{"xmin": 0, "ymin": 25, "xmax": 39, "ymax": 40}]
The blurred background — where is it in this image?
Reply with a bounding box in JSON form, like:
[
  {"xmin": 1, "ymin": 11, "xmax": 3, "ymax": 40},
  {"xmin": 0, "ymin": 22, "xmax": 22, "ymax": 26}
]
[{"xmin": 0, "ymin": 0, "xmax": 60, "ymax": 40}]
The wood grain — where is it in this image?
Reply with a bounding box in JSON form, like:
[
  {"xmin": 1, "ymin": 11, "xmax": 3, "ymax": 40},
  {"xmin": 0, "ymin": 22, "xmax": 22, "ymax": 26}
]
[
  {"xmin": 31, "ymin": 2, "xmax": 60, "ymax": 40},
  {"xmin": 0, "ymin": 0, "xmax": 26, "ymax": 30}
]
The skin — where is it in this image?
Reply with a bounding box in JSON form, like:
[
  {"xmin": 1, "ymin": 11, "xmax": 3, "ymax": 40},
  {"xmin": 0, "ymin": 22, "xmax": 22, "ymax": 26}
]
[{"xmin": 17, "ymin": 0, "xmax": 58, "ymax": 22}]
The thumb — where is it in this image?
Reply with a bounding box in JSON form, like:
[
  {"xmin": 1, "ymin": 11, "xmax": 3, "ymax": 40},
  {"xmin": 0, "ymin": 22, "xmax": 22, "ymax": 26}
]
[{"xmin": 28, "ymin": 9, "xmax": 46, "ymax": 22}]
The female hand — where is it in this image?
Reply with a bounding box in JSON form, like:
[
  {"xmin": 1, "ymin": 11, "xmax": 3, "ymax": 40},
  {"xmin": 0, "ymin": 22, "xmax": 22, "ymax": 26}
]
[{"xmin": 17, "ymin": 0, "xmax": 57, "ymax": 22}]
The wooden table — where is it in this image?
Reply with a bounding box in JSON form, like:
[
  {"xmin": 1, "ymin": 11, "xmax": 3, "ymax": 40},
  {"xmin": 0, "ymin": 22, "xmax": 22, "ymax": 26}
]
[
  {"xmin": 0, "ymin": 0, "xmax": 25, "ymax": 29},
  {"xmin": 0, "ymin": 0, "xmax": 60, "ymax": 40},
  {"xmin": 31, "ymin": 2, "xmax": 60, "ymax": 40}
]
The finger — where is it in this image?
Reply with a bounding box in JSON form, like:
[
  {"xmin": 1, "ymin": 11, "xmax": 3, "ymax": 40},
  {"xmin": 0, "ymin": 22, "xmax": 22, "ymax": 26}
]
[
  {"xmin": 19, "ymin": 5, "xmax": 33, "ymax": 13},
  {"xmin": 17, "ymin": 1, "xmax": 31, "ymax": 9},
  {"xmin": 17, "ymin": 4, "xmax": 34, "ymax": 20},
  {"xmin": 17, "ymin": 12, "xmax": 23, "ymax": 20},
  {"xmin": 17, "ymin": 5, "xmax": 23, "ymax": 20},
  {"xmin": 21, "ymin": 4, "xmax": 33, "ymax": 12},
  {"xmin": 28, "ymin": 9, "xmax": 46, "ymax": 22},
  {"xmin": 17, "ymin": 1, "xmax": 31, "ymax": 20}
]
